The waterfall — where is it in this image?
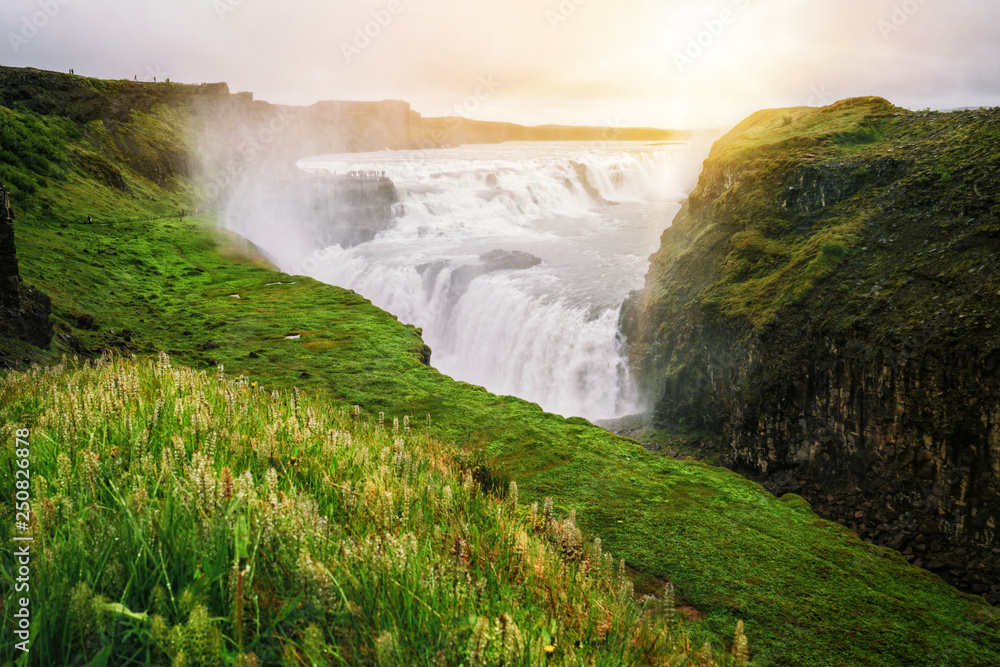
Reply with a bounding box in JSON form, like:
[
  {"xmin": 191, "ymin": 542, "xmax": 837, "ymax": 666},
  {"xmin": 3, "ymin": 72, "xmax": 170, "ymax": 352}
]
[{"xmin": 229, "ymin": 141, "xmax": 694, "ymax": 420}]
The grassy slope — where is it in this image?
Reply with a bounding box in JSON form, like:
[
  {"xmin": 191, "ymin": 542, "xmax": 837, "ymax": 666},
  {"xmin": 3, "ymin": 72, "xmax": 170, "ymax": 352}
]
[
  {"xmin": 1, "ymin": 80, "xmax": 999, "ymax": 665},
  {"xmin": 1, "ymin": 356, "xmax": 715, "ymax": 666},
  {"xmin": 639, "ymin": 97, "xmax": 1000, "ymax": 338}
]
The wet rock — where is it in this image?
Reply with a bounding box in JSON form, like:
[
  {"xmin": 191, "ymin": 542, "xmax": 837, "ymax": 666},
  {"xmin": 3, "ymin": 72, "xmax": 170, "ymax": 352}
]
[
  {"xmin": 479, "ymin": 249, "xmax": 543, "ymax": 272},
  {"xmin": 569, "ymin": 160, "xmax": 616, "ymax": 205}
]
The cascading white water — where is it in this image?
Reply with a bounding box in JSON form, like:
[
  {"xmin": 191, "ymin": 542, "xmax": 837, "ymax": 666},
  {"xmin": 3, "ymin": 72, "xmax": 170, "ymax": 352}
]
[{"xmin": 288, "ymin": 141, "xmax": 694, "ymax": 420}]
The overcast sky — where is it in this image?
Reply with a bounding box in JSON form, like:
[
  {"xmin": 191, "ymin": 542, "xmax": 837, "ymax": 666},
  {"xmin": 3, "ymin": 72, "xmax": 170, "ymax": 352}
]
[{"xmin": 2, "ymin": 0, "xmax": 998, "ymax": 129}]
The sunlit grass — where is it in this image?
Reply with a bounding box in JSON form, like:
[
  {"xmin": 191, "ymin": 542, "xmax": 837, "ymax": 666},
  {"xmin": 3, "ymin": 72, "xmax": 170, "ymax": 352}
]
[{"xmin": 0, "ymin": 354, "xmax": 744, "ymax": 665}]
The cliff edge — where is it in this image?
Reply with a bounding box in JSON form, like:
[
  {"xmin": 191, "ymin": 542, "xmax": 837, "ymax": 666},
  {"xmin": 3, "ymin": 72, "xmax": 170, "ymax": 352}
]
[{"xmin": 622, "ymin": 97, "xmax": 1000, "ymax": 603}]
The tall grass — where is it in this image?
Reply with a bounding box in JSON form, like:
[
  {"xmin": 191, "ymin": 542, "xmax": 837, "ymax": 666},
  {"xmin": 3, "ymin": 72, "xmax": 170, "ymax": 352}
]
[{"xmin": 1, "ymin": 355, "xmax": 745, "ymax": 666}]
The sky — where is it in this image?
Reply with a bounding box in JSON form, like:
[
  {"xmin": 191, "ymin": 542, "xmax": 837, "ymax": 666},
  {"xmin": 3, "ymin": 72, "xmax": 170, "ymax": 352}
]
[{"xmin": 2, "ymin": 0, "xmax": 999, "ymax": 129}]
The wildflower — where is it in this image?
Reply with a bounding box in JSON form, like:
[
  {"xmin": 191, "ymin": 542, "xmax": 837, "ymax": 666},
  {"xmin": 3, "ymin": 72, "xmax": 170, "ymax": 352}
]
[
  {"xmin": 545, "ymin": 644, "xmax": 556, "ymax": 659},
  {"xmin": 468, "ymin": 616, "xmax": 495, "ymax": 667},
  {"xmin": 376, "ymin": 631, "xmax": 398, "ymax": 666},
  {"xmin": 234, "ymin": 470, "xmax": 256, "ymax": 503},
  {"xmin": 221, "ymin": 467, "xmax": 234, "ymax": 501},
  {"xmin": 508, "ymin": 480, "xmax": 518, "ymax": 507},
  {"xmin": 296, "ymin": 550, "xmax": 336, "ymax": 610},
  {"xmin": 56, "ymin": 452, "xmax": 72, "ymax": 493},
  {"xmin": 543, "ymin": 496, "xmax": 554, "ymax": 520},
  {"xmin": 178, "ymin": 604, "xmax": 222, "ymax": 665},
  {"xmin": 732, "ymin": 619, "xmax": 749, "ymax": 666},
  {"xmin": 80, "ymin": 450, "xmax": 101, "ymax": 486},
  {"xmin": 514, "ymin": 529, "xmax": 528, "ymax": 563},
  {"xmin": 699, "ymin": 641, "xmax": 713, "ymax": 664},
  {"xmin": 233, "ymin": 654, "xmax": 259, "ymax": 667},
  {"xmin": 189, "ymin": 452, "xmax": 217, "ymax": 510},
  {"xmin": 150, "ymin": 615, "xmax": 170, "ymax": 660},
  {"xmin": 69, "ymin": 582, "xmax": 98, "ymax": 648},
  {"xmin": 302, "ymin": 625, "xmax": 328, "ymax": 665}
]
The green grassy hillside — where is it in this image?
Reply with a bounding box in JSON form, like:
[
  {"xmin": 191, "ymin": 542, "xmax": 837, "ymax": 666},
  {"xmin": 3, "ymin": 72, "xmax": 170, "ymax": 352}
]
[
  {"xmin": 2, "ymin": 73, "xmax": 999, "ymax": 666},
  {"xmin": 0, "ymin": 355, "xmax": 724, "ymax": 666}
]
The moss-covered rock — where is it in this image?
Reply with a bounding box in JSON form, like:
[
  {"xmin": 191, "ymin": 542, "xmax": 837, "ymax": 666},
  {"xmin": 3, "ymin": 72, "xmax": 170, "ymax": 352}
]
[{"xmin": 622, "ymin": 97, "xmax": 1000, "ymax": 603}]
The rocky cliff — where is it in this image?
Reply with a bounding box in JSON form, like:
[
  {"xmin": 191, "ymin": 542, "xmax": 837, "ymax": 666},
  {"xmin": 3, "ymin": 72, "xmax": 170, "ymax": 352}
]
[
  {"xmin": 621, "ymin": 97, "xmax": 1000, "ymax": 603},
  {"xmin": 0, "ymin": 185, "xmax": 52, "ymax": 351}
]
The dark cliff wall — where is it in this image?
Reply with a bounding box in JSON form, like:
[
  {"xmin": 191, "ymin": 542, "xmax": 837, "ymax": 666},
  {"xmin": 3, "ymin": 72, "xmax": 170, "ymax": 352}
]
[
  {"xmin": 622, "ymin": 97, "xmax": 1000, "ymax": 603},
  {"xmin": 0, "ymin": 185, "xmax": 19, "ymax": 308},
  {"xmin": 0, "ymin": 185, "xmax": 51, "ymax": 350}
]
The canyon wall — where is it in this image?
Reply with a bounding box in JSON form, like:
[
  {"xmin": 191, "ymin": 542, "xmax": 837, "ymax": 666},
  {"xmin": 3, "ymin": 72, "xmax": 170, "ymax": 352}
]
[{"xmin": 622, "ymin": 97, "xmax": 1000, "ymax": 603}]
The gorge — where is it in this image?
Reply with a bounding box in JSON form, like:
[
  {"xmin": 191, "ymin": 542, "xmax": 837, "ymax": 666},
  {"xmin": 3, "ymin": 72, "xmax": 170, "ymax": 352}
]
[{"xmin": 3, "ymin": 67, "xmax": 999, "ymax": 664}]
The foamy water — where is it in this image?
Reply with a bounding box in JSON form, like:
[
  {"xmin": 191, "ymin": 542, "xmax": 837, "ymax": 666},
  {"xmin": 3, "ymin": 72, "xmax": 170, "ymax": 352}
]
[{"xmin": 243, "ymin": 141, "xmax": 702, "ymax": 420}]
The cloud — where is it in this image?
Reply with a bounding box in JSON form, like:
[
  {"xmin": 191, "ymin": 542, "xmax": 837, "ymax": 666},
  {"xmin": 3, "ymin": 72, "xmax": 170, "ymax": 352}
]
[{"xmin": 1, "ymin": 0, "xmax": 998, "ymax": 128}]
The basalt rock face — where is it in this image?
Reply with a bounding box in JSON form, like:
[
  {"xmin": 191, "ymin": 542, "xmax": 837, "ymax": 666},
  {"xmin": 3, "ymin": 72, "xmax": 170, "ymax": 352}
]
[
  {"xmin": 0, "ymin": 185, "xmax": 52, "ymax": 349},
  {"xmin": 621, "ymin": 98, "xmax": 1000, "ymax": 603},
  {"xmin": 0, "ymin": 186, "xmax": 19, "ymax": 308}
]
